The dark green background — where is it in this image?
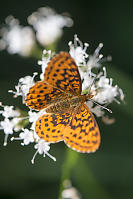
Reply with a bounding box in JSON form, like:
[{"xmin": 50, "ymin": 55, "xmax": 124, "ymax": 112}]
[{"xmin": 0, "ymin": 0, "xmax": 133, "ymax": 199}]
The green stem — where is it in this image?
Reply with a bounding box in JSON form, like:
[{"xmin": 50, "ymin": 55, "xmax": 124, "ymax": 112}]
[
  {"xmin": 58, "ymin": 148, "xmax": 112, "ymax": 199},
  {"xmin": 30, "ymin": 44, "xmax": 43, "ymax": 59},
  {"xmin": 30, "ymin": 40, "xmax": 58, "ymax": 59},
  {"xmin": 58, "ymin": 148, "xmax": 79, "ymax": 199},
  {"xmin": 45, "ymin": 42, "xmax": 58, "ymax": 53},
  {"xmin": 73, "ymin": 157, "xmax": 112, "ymax": 199}
]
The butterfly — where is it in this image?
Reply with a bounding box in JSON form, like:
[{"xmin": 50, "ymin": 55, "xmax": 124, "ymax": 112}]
[{"xmin": 25, "ymin": 52, "xmax": 100, "ymax": 153}]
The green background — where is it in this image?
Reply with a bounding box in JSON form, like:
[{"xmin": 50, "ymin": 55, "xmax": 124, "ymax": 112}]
[{"xmin": 0, "ymin": 0, "xmax": 133, "ymax": 199}]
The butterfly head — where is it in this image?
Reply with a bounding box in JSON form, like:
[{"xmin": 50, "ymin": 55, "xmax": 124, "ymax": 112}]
[{"xmin": 83, "ymin": 93, "xmax": 95, "ymax": 102}]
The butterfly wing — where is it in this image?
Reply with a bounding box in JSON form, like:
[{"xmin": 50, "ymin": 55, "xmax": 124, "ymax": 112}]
[
  {"xmin": 64, "ymin": 104, "xmax": 101, "ymax": 153},
  {"xmin": 44, "ymin": 52, "xmax": 82, "ymax": 95},
  {"xmin": 26, "ymin": 52, "xmax": 81, "ymax": 111},
  {"xmin": 35, "ymin": 112, "xmax": 72, "ymax": 143},
  {"xmin": 25, "ymin": 81, "xmax": 68, "ymax": 110}
]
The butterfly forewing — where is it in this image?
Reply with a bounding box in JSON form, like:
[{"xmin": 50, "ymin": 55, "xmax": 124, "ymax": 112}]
[
  {"xmin": 44, "ymin": 52, "xmax": 82, "ymax": 95},
  {"xmin": 25, "ymin": 81, "xmax": 68, "ymax": 110}
]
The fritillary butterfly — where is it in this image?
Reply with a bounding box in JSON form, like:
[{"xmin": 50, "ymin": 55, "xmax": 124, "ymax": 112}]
[{"xmin": 25, "ymin": 52, "xmax": 100, "ymax": 153}]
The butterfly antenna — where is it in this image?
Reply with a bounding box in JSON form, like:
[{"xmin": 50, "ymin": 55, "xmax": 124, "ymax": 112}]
[{"xmin": 91, "ymin": 99, "xmax": 112, "ymax": 113}]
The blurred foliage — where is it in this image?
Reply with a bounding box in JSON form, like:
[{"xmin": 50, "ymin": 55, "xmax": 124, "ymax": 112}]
[{"xmin": 0, "ymin": 0, "xmax": 133, "ymax": 199}]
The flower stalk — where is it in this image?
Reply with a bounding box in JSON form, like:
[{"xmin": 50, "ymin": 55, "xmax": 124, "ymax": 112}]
[{"xmin": 59, "ymin": 148, "xmax": 79, "ymax": 199}]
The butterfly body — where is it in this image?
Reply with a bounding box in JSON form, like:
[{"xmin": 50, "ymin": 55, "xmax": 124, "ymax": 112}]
[
  {"xmin": 26, "ymin": 52, "xmax": 101, "ymax": 153},
  {"xmin": 45, "ymin": 94, "xmax": 91, "ymax": 114}
]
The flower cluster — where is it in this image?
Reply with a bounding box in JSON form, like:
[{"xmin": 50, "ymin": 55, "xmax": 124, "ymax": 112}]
[
  {"xmin": 28, "ymin": 7, "xmax": 73, "ymax": 46},
  {"xmin": 0, "ymin": 8, "xmax": 124, "ymax": 163},
  {"xmin": 0, "ymin": 103, "xmax": 21, "ymax": 146},
  {"xmin": 0, "ymin": 15, "xmax": 35, "ymax": 56},
  {"xmin": 8, "ymin": 73, "xmax": 37, "ymax": 103},
  {"xmin": 69, "ymin": 35, "xmax": 124, "ymax": 116},
  {"xmin": 0, "ymin": 7, "xmax": 73, "ymax": 56}
]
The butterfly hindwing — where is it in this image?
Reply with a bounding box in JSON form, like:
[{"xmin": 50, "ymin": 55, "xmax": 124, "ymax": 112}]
[
  {"xmin": 35, "ymin": 112, "xmax": 72, "ymax": 143},
  {"xmin": 64, "ymin": 104, "xmax": 101, "ymax": 153}
]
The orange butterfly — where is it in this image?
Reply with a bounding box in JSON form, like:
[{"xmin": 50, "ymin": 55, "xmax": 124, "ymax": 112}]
[{"xmin": 25, "ymin": 52, "xmax": 100, "ymax": 153}]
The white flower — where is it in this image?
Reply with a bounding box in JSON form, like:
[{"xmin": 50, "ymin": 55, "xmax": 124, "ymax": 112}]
[
  {"xmin": 87, "ymin": 43, "xmax": 103, "ymax": 69},
  {"xmin": 31, "ymin": 139, "xmax": 56, "ymax": 164},
  {"xmin": 69, "ymin": 34, "xmax": 89, "ymax": 66},
  {"xmin": 62, "ymin": 180, "xmax": 81, "ymax": 199},
  {"xmin": 93, "ymin": 67, "xmax": 122, "ymax": 104},
  {"xmin": 0, "ymin": 117, "xmax": 20, "ymax": 146},
  {"xmin": 0, "ymin": 103, "xmax": 22, "ymax": 145},
  {"xmin": 28, "ymin": 110, "xmax": 39, "ymax": 123},
  {"xmin": 0, "ymin": 105, "xmax": 20, "ymax": 118},
  {"xmin": 34, "ymin": 140, "xmax": 50, "ymax": 154},
  {"xmin": 0, "ymin": 15, "xmax": 35, "ymax": 56},
  {"xmin": 8, "ymin": 73, "xmax": 37, "ymax": 101},
  {"xmin": 28, "ymin": 7, "xmax": 73, "ymax": 46},
  {"xmin": 19, "ymin": 75, "xmax": 36, "ymax": 95},
  {"xmin": 19, "ymin": 129, "xmax": 34, "ymax": 145},
  {"xmin": 0, "ymin": 118, "xmax": 14, "ymax": 135},
  {"xmin": 38, "ymin": 49, "xmax": 53, "ymax": 80},
  {"xmin": 62, "ymin": 187, "xmax": 80, "ymax": 199},
  {"xmin": 11, "ymin": 128, "xmax": 34, "ymax": 145},
  {"xmin": 0, "ymin": 117, "xmax": 20, "ymax": 135},
  {"xmin": 81, "ymin": 71, "xmax": 95, "ymax": 91},
  {"xmin": 87, "ymin": 43, "xmax": 112, "ymax": 70}
]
